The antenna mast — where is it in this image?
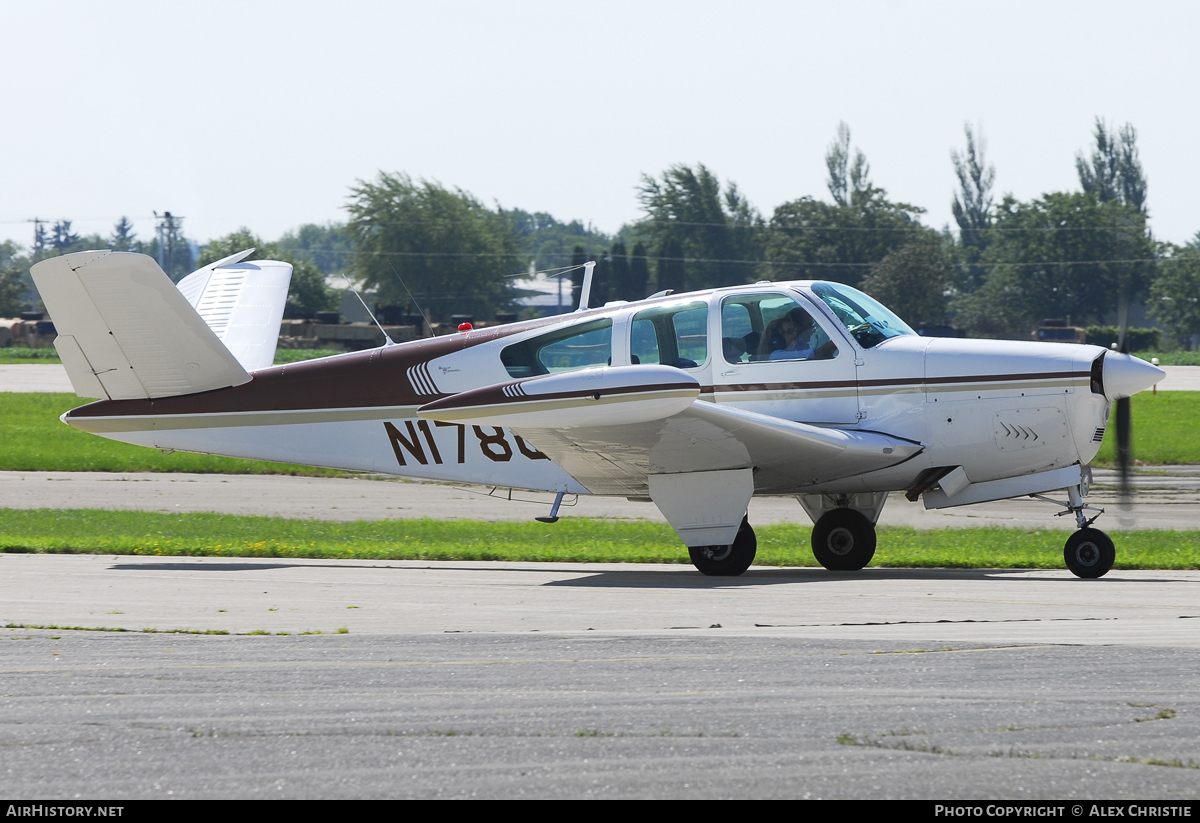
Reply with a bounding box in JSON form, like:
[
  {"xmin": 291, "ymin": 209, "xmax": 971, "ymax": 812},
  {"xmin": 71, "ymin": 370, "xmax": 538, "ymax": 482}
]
[{"xmin": 576, "ymin": 261, "xmax": 596, "ymax": 311}]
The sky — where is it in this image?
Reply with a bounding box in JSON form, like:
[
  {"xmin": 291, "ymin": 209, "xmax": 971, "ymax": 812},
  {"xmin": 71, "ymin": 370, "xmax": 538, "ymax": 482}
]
[{"xmin": 2, "ymin": 0, "xmax": 1197, "ymax": 252}]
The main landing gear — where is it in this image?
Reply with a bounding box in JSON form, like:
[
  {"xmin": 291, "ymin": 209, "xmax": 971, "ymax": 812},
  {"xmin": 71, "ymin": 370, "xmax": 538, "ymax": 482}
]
[
  {"xmin": 1035, "ymin": 481, "xmax": 1115, "ymax": 579},
  {"xmin": 811, "ymin": 509, "xmax": 877, "ymax": 571},
  {"xmin": 689, "ymin": 516, "xmax": 757, "ymax": 576}
]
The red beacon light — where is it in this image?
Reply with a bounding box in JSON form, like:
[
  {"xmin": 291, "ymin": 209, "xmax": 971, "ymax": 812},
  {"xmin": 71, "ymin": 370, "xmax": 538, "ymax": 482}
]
[{"xmin": 458, "ymin": 322, "xmax": 473, "ymax": 333}]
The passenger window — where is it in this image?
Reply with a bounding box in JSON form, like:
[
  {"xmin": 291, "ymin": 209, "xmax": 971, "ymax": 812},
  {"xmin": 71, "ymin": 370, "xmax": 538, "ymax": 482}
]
[
  {"xmin": 501, "ymin": 318, "xmax": 613, "ymax": 378},
  {"xmin": 630, "ymin": 301, "xmax": 708, "ymax": 369},
  {"xmin": 720, "ymin": 294, "xmax": 838, "ymax": 364}
]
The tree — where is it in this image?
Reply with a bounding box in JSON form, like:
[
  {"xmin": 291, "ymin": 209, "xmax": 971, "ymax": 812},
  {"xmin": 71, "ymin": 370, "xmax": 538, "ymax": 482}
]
[
  {"xmin": 638, "ymin": 163, "xmax": 763, "ymax": 290},
  {"xmin": 345, "ymin": 173, "xmax": 519, "ymax": 321},
  {"xmin": 1076, "ymin": 118, "xmax": 1147, "ymax": 213},
  {"xmin": 656, "ymin": 238, "xmax": 685, "ymax": 294},
  {"xmin": 199, "ymin": 229, "xmax": 335, "ymax": 319},
  {"xmin": 608, "ymin": 241, "xmax": 634, "ymax": 301},
  {"xmin": 954, "ymin": 192, "xmax": 1153, "ymax": 338},
  {"xmin": 0, "ymin": 266, "xmax": 24, "ymax": 317},
  {"xmin": 51, "ymin": 220, "xmax": 80, "ymax": 252},
  {"xmin": 767, "ymin": 123, "xmax": 925, "ymax": 287},
  {"xmin": 503, "ymin": 209, "xmax": 611, "ymax": 273},
  {"xmin": 109, "ymin": 217, "xmax": 138, "ymax": 251},
  {"xmin": 860, "ymin": 235, "xmax": 956, "ymax": 327},
  {"xmin": 629, "ymin": 242, "xmax": 651, "ymax": 299},
  {"xmin": 951, "ymin": 124, "xmax": 995, "ymax": 252},
  {"xmin": 825, "ymin": 122, "xmax": 872, "ymax": 207},
  {"xmin": 276, "ymin": 223, "xmax": 354, "ymax": 274},
  {"xmin": 1148, "ymin": 245, "xmax": 1200, "ymax": 347}
]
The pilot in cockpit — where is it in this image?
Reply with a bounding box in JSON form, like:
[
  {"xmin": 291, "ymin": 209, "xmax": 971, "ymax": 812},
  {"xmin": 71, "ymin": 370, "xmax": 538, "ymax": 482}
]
[{"xmin": 759, "ymin": 308, "xmax": 837, "ymax": 361}]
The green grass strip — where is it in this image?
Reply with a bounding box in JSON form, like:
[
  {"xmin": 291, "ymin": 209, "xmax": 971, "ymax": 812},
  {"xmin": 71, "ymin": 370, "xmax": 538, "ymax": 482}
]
[
  {"xmin": 2, "ymin": 509, "xmax": 1198, "ymax": 569},
  {"xmin": 0, "ymin": 393, "xmax": 343, "ymax": 475},
  {"xmin": 1093, "ymin": 391, "xmax": 1200, "ymax": 467}
]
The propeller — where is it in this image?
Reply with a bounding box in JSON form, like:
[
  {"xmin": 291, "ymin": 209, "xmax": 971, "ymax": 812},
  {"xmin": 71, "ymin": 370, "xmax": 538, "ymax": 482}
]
[{"xmin": 1115, "ymin": 294, "xmax": 1134, "ymax": 527}]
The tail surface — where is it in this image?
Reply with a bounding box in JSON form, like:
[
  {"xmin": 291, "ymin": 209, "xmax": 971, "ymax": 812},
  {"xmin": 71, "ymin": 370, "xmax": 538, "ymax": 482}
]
[
  {"xmin": 176, "ymin": 249, "xmax": 292, "ymax": 372},
  {"xmin": 31, "ymin": 251, "xmax": 252, "ymax": 400}
]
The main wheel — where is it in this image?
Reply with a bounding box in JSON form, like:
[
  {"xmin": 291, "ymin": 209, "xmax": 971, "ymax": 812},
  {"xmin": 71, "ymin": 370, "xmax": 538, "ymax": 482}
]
[
  {"xmin": 1064, "ymin": 528, "xmax": 1115, "ymax": 579},
  {"xmin": 811, "ymin": 509, "xmax": 876, "ymax": 571},
  {"xmin": 689, "ymin": 517, "xmax": 756, "ymax": 576}
]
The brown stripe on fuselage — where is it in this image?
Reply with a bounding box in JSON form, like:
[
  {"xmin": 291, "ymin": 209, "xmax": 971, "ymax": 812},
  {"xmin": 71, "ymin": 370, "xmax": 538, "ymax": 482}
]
[
  {"xmin": 64, "ymin": 315, "xmax": 565, "ymax": 421},
  {"xmin": 708, "ymin": 370, "xmax": 1089, "ymax": 394}
]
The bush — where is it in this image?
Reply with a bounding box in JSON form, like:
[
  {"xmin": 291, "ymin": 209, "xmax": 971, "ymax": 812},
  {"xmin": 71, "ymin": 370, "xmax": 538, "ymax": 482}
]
[{"xmin": 1084, "ymin": 325, "xmax": 1160, "ymax": 350}]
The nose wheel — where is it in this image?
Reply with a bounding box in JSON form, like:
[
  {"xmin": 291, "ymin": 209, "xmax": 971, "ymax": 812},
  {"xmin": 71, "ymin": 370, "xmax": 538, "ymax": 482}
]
[
  {"xmin": 689, "ymin": 517, "xmax": 757, "ymax": 576},
  {"xmin": 1064, "ymin": 528, "xmax": 1115, "ymax": 579},
  {"xmin": 811, "ymin": 509, "xmax": 876, "ymax": 571}
]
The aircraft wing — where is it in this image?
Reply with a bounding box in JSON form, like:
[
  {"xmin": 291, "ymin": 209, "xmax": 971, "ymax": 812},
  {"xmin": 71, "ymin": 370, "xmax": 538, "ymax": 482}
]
[
  {"xmin": 511, "ymin": 400, "xmax": 924, "ymax": 496},
  {"xmin": 417, "ymin": 366, "xmax": 923, "ymax": 496}
]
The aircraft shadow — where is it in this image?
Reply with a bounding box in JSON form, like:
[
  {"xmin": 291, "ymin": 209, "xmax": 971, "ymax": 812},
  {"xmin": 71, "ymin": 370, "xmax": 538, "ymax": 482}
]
[{"xmin": 544, "ymin": 567, "xmax": 1189, "ymax": 588}]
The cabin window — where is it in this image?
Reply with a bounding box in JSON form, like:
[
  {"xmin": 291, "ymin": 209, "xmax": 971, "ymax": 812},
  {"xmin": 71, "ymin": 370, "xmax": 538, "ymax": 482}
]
[
  {"xmin": 500, "ymin": 318, "xmax": 613, "ymax": 378},
  {"xmin": 720, "ymin": 293, "xmax": 838, "ymax": 363},
  {"xmin": 629, "ymin": 301, "xmax": 708, "ymax": 369}
]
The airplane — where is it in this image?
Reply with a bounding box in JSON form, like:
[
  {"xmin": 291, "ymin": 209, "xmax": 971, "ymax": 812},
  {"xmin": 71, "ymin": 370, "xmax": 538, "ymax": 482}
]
[{"xmin": 30, "ymin": 249, "xmax": 1165, "ymax": 579}]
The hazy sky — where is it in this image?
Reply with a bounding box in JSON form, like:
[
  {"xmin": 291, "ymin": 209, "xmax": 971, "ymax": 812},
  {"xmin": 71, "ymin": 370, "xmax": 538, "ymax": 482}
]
[{"xmin": 2, "ymin": 1, "xmax": 1196, "ymax": 252}]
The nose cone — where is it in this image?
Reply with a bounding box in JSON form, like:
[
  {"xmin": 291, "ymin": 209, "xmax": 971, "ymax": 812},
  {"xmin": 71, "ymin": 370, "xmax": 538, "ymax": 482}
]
[{"xmin": 1103, "ymin": 352, "xmax": 1165, "ymax": 400}]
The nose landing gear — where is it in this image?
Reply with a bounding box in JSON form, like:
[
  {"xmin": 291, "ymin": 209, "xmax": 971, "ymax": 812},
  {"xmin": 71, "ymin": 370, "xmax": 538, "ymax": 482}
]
[{"xmin": 1033, "ymin": 481, "xmax": 1115, "ymax": 579}]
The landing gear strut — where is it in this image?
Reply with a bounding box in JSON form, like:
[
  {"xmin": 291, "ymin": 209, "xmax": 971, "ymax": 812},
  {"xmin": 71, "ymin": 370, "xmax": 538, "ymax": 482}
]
[
  {"xmin": 1033, "ymin": 482, "xmax": 1115, "ymax": 579},
  {"xmin": 689, "ymin": 516, "xmax": 756, "ymax": 576},
  {"xmin": 811, "ymin": 509, "xmax": 876, "ymax": 571}
]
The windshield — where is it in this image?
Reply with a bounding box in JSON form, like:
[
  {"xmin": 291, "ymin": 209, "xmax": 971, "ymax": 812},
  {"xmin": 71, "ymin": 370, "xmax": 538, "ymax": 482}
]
[{"xmin": 810, "ymin": 282, "xmax": 916, "ymax": 349}]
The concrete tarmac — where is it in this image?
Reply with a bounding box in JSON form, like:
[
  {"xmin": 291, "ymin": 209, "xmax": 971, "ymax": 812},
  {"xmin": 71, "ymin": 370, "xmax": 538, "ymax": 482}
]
[
  {"xmin": 4, "ymin": 468, "xmax": 1200, "ymax": 530},
  {"xmin": 1, "ymin": 557, "xmax": 1199, "ymax": 799}
]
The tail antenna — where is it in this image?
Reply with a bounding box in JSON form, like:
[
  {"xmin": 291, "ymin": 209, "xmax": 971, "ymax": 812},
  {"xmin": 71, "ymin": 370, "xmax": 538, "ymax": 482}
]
[{"xmin": 341, "ymin": 275, "xmax": 394, "ymax": 347}]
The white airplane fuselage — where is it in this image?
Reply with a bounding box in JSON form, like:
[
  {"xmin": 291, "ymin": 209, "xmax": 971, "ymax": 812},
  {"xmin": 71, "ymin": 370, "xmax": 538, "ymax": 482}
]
[{"xmin": 63, "ymin": 280, "xmax": 1145, "ymax": 504}]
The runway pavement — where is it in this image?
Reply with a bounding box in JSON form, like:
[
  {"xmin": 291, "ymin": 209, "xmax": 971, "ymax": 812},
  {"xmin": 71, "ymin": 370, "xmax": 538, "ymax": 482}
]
[
  {"xmin": 4, "ymin": 467, "xmax": 1200, "ymax": 530},
  {"xmin": 1, "ymin": 556, "xmax": 1199, "ymax": 799}
]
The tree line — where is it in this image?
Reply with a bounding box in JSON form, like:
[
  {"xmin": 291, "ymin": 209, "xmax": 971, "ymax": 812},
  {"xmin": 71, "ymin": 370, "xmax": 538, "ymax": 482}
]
[{"xmin": 7, "ymin": 118, "xmax": 1200, "ymax": 346}]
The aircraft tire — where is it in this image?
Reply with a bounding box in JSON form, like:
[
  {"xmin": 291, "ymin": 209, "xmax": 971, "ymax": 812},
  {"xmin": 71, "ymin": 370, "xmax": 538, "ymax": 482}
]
[
  {"xmin": 689, "ymin": 517, "xmax": 756, "ymax": 576},
  {"xmin": 1063, "ymin": 528, "xmax": 1115, "ymax": 579},
  {"xmin": 811, "ymin": 509, "xmax": 876, "ymax": 571}
]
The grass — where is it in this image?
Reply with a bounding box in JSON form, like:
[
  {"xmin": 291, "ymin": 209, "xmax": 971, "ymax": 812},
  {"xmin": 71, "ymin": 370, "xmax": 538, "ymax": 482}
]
[
  {"xmin": 0, "ymin": 347, "xmax": 346, "ymax": 365},
  {"xmin": 1133, "ymin": 351, "xmax": 1200, "ymax": 366},
  {"xmin": 0, "ymin": 393, "xmax": 343, "ymax": 475},
  {"xmin": 2, "ymin": 509, "xmax": 1198, "ymax": 568},
  {"xmin": 1093, "ymin": 392, "xmax": 1200, "ymax": 466}
]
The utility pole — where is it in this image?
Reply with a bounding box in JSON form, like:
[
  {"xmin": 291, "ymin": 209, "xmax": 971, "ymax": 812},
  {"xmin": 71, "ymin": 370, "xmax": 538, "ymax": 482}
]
[{"xmin": 153, "ymin": 211, "xmax": 183, "ymax": 278}]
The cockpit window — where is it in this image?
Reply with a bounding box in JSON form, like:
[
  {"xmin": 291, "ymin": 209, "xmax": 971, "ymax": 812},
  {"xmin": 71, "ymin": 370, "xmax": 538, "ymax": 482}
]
[
  {"xmin": 810, "ymin": 282, "xmax": 916, "ymax": 349},
  {"xmin": 501, "ymin": 318, "xmax": 613, "ymax": 378},
  {"xmin": 720, "ymin": 293, "xmax": 837, "ymax": 363}
]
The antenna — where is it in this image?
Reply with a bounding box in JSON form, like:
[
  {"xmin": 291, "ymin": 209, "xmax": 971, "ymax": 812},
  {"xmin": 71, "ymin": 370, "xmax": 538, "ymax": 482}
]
[
  {"xmin": 341, "ymin": 275, "xmax": 394, "ymax": 346},
  {"xmin": 576, "ymin": 261, "xmax": 596, "ymax": 311}
]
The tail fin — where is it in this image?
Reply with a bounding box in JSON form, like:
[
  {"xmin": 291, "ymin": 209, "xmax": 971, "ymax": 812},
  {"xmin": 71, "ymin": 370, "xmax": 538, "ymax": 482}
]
[
  {"xmin": 31, "ymin": 251, "xmax": 251, "ymax": 400},
  {"xmin": 176, "ymin": 250, "xmax": 292, "ymax": 372}
]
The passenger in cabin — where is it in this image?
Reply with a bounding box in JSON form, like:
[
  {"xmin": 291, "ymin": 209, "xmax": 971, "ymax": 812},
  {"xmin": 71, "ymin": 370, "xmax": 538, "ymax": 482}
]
[{"xmin": 759, "ymin": 309, "xmax": 836, "ymax": 362}]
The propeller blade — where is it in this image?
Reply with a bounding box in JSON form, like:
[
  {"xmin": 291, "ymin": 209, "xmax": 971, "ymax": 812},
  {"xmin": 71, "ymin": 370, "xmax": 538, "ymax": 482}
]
[{"xmin": 1116, "ymin": 295, "xmax": 1133, "ymax": 526}]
